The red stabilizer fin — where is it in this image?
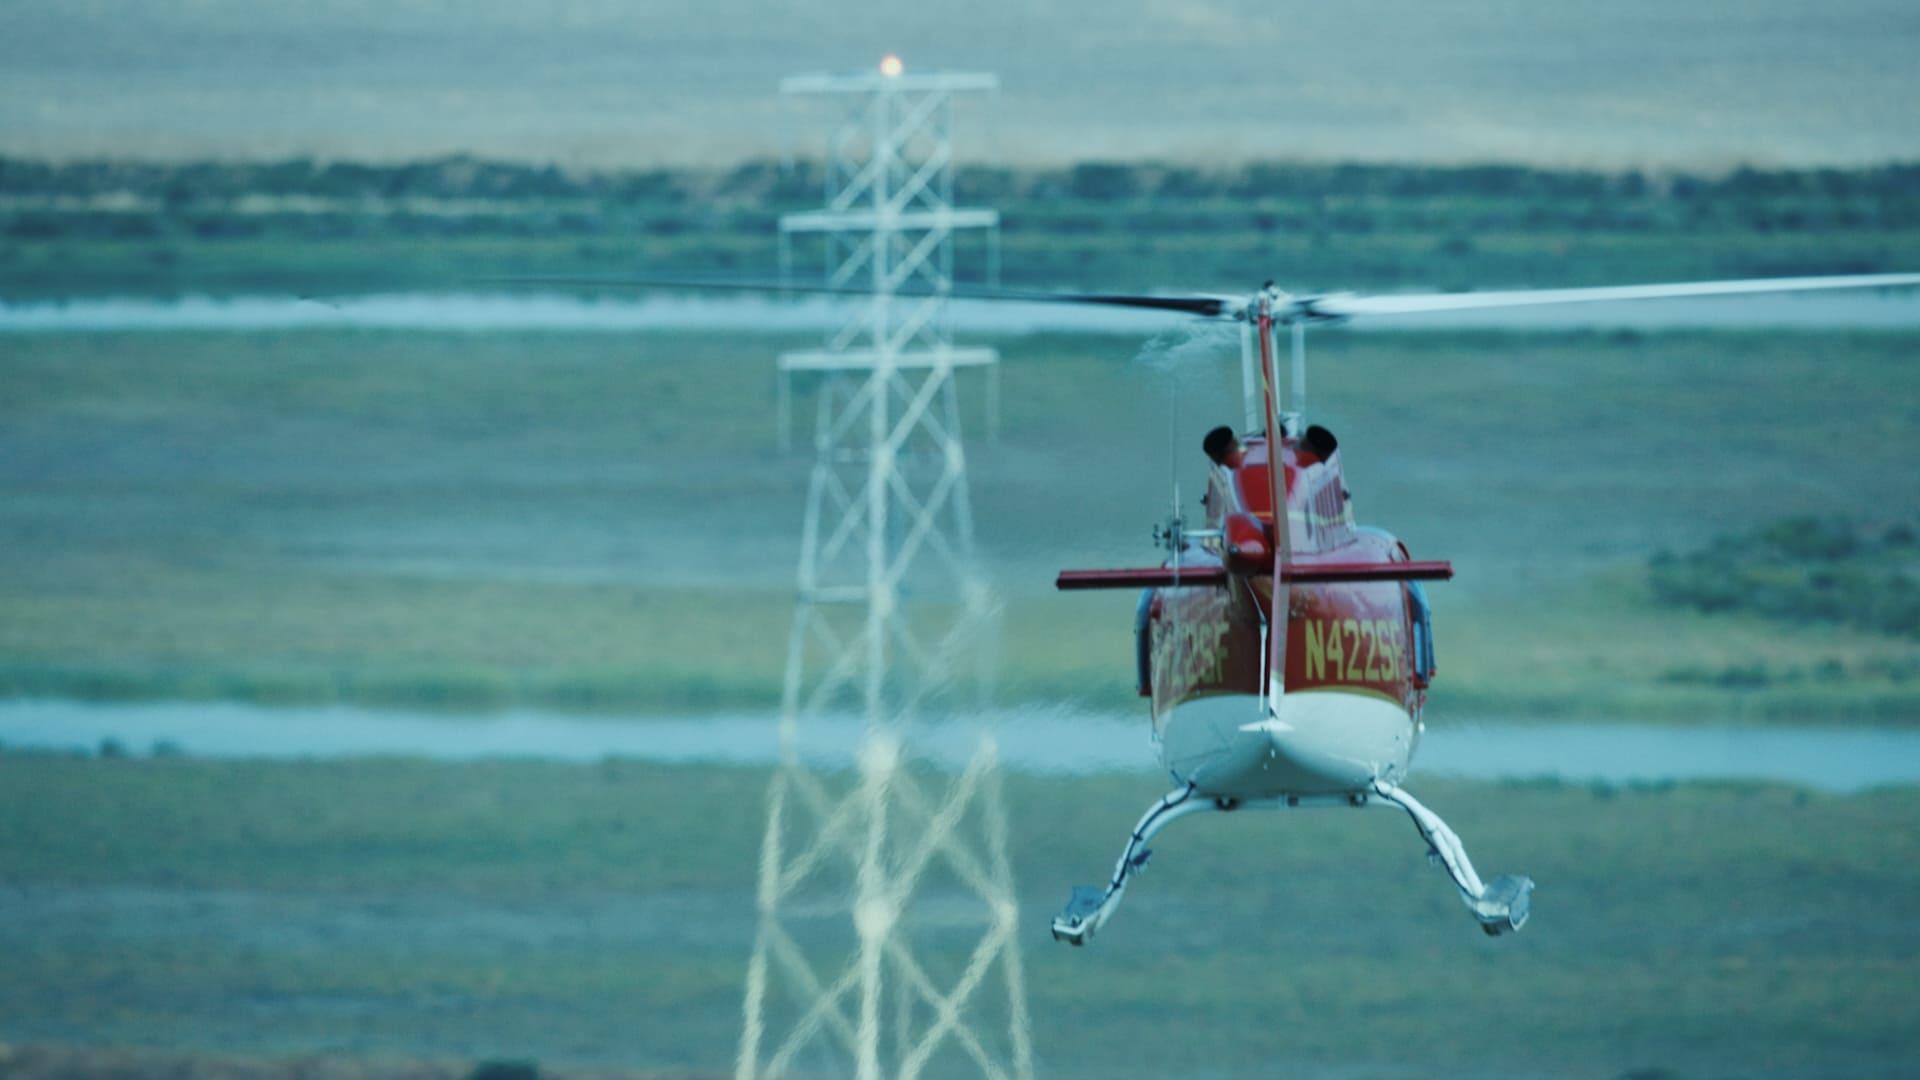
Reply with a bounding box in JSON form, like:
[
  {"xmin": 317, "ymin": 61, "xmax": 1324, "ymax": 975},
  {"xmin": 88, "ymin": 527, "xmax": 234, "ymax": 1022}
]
[
  {"xmin": 1056, "ymin": 567, "xmax": 1230, "ymax": 590},
  {"xmin": 1055, "ymin": 560, "xmax": 1452, "ymax": 591}
]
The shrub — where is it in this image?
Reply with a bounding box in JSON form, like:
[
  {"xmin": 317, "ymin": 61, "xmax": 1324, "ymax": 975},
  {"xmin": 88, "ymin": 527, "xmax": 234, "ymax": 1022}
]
[{"xmin": 1648, "ymin": 517, "xmax": 1916, "ymax": 638}]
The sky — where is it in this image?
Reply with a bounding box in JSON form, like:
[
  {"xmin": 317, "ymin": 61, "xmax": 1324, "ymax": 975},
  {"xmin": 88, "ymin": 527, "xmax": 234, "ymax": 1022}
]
[{"xmin": 5, "ymin": 0, "xmax": 1919, "ymax": 168}]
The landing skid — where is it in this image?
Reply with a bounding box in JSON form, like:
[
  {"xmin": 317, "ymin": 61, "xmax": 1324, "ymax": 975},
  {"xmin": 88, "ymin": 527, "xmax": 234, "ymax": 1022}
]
[
  {"xmin": 1371, "ymin": 780, "xmax": 1533, "ymax": 935},
  {"xmin": 1051, "ymin": 781, "xmax": 1533, "ymax": 946},
  {"xmin": 1050, "ymin": 783, "xmax": 1215, "ymax": 946}
]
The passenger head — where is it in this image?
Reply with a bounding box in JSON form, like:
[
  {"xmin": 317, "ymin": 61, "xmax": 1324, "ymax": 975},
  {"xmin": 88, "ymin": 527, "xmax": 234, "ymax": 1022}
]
[
  {"xmin": 1299, "ymin": 424, "xmax": 1338, "ymax": 465},
  {"xmin": 1202, "ymin": 425, "xmax": 1242, "ymax": 467}
]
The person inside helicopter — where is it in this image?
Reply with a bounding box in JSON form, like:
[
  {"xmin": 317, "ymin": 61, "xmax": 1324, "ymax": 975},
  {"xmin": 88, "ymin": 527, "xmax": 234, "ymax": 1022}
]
[
  {"xmin": 1295, "ymin": 423, "xmax": 1339, "ymax": 467},
  {"xmin": 1203, "ymin": 422, "xmax": 1338, "ymax": 469},
  {"xmin": 1201, "ymin": 425, "xmax": 1243, "ymax": 467}
]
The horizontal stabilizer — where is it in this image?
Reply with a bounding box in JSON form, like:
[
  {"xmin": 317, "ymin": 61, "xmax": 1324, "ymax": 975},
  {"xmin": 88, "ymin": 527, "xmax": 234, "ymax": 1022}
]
[
  {"xmin": 1056, "ymin": 567, "xmax": 1230, "ymax": 590},
  {"xmin": 1056, "ymin": 560, "xmax": 1452, "ymax": 590}
]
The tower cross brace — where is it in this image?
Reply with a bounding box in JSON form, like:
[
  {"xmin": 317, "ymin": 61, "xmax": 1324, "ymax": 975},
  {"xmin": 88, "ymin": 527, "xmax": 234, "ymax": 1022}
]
[{"xmin": 737, "ymin": 66, "xmax": 1033, "ymax": 1080}]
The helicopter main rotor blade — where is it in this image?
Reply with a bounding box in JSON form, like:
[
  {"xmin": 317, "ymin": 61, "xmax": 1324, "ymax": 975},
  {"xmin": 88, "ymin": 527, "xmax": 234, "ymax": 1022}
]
[
  {"xmin": 493, "ymin": 273, "xmax": 1240, "ymax": 317},
  {"xmin": 1300, "ymin": 272, "xmax": 1920, "ymax": 320},
  {"xmin": 498, "ymin": 268, "xmax": 1920, "ymax": 325}
]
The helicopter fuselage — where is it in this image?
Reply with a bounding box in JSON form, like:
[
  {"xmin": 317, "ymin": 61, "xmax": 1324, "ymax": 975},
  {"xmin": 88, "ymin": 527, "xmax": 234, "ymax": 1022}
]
[{"xmin": 1141, "ymin": 434, "xmax": 1434, "ymax": 801}]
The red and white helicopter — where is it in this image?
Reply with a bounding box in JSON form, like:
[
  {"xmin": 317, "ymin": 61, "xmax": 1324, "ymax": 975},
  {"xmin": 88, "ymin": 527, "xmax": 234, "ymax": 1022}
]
[
  {"xmin": 553, "ymin": 268, "xmax": 1920, "ymax": 945},
  {"xmin": 1036, "ymin": 272, "xmax": 1920, "ymax": 945}
]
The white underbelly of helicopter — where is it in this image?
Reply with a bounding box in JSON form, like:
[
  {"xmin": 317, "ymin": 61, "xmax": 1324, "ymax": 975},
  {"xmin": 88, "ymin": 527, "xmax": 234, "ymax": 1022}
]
[{"xmin": 1158, "ymin": 690, "xmax": 1416, "ymax": 798}]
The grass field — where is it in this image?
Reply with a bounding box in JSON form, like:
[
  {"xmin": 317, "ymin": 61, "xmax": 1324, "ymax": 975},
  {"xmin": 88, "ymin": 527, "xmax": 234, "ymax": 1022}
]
[
  {"xmin": 8, "ymin": 223, "xmax": 1918, "ymax": 302},
  {"xmin": 1, "ymin": 326, "xmax": 1916, "ymax": 721},
  {"xmin": 0, "ymin": 752, "xmax": 1914, "ymax": 1076}
]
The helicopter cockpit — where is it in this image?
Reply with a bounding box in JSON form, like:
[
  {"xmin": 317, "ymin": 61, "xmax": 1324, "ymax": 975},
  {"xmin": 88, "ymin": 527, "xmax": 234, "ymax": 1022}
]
[{"xmin": 1199, "ymin": 423, "xmax": 1357, "ymax": 559}]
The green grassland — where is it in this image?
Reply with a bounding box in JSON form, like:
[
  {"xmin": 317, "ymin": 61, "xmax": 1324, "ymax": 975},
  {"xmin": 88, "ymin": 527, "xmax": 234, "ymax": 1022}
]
[
  {"xmin": 1651, "ymin": 517, "xmax": 1920, "ymax": 642},
  {"xmin": 0, "ymin": 753, "xmax": 1914, "ymax": 1076},
  {"xmin": 7, "ymin": 222, "xmax": 1914, "ymax": 303},
  {"xmin": 6, "ymin": 158, "xmax": 1920, "ymax": 1080},
  {"xmin": 1, "ymin": 326, "xmax": 1916, "ymax": 721},
  {"xmin": 5, "ymin": 158, "xmax": 1920, "ymax": 299}
]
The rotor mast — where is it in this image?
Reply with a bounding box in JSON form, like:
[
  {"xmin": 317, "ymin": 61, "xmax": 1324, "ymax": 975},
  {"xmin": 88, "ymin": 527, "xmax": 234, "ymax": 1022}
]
[{"xmin": 1237, "ymin": 284, "xmax": 1312, "ymax": 437}]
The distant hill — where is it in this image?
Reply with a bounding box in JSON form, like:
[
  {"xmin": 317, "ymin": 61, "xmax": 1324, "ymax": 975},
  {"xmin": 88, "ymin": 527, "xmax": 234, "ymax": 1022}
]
[{"xmin": 8, "ymin": 155, "xmax": 1919, "ymax": 210}]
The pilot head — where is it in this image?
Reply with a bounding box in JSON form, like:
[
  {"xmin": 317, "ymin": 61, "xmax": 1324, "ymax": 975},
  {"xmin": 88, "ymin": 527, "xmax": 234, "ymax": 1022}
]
[
  {"xmin": 1296, "ymin": 424, "xmax": 1338, "ymax": 466},
  {"xmin": 1202, "ymin": 425, "xmax": 1243, "ymax": 467}
]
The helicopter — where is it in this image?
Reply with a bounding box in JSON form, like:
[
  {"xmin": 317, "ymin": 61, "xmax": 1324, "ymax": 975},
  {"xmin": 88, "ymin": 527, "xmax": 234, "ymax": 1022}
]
[
  {"xmin": 1036, "ymin": 273, "xmax": 1920, "ymax": 945},
  {"xmin": 538, "ymin": 268, "xmax": 1920, "ymax": 945}
]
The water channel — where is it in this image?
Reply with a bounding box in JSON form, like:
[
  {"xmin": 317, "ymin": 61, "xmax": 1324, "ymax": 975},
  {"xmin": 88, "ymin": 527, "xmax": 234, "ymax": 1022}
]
[{"xmin": 3, "ymin": 698, "xmax": 1916, "ymax": 793}]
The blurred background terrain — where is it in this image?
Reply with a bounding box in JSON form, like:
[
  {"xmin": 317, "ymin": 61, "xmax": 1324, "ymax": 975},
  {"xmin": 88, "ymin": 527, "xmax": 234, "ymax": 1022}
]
[{"xmin": 2, "ymin": 3, "xmax": 1919, "ymax": 1077}]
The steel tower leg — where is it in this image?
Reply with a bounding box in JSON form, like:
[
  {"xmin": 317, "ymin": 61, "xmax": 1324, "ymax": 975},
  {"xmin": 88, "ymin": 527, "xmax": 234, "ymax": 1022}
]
[{"xmin": 738, "ymin": 65, "xmax": 1031, "ymax": 1080}]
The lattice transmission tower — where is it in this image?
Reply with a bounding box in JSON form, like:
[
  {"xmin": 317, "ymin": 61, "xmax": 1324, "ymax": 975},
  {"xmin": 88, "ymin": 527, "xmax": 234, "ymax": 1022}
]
[{"xmin": 736, "ymin": 63, "xmax": 1032, "ymax": 1080}]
